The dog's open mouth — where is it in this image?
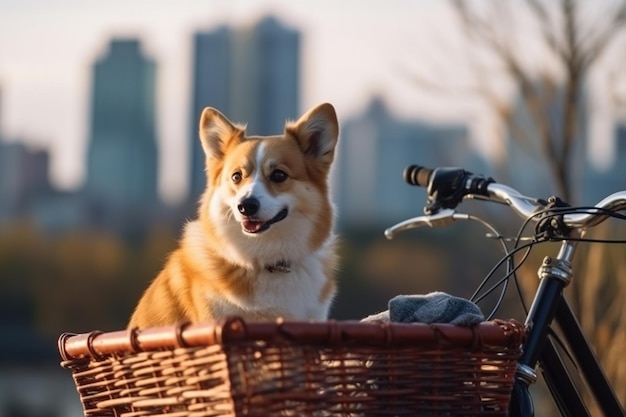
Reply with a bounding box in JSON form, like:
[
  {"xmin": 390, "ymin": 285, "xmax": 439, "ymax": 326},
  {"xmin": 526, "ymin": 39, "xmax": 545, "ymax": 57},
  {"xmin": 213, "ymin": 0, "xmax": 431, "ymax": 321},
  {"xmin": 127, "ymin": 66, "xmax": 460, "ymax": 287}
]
[{"xmin": 242, "ymin": 208, "xmax": 288, "ymax": 234}]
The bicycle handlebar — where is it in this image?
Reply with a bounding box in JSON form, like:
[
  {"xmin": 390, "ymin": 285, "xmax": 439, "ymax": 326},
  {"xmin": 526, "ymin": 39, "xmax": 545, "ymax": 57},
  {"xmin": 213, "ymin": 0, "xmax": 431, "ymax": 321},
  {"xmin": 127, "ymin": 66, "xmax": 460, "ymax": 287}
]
[
  {"xmin": 563, "ymin": 192, "xmax": 626, "ymax": 227},
  {"xmin": 386, "ymin": 165, "xmax": 626, "ymax": 239}
]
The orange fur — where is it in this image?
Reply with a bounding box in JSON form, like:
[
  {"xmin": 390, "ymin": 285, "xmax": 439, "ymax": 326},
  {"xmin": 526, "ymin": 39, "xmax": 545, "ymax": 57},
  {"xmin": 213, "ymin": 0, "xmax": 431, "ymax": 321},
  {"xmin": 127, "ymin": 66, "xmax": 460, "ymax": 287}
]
[{"xmin": 128, "ymin": 103, "xmax": 339, "ymax": 329}]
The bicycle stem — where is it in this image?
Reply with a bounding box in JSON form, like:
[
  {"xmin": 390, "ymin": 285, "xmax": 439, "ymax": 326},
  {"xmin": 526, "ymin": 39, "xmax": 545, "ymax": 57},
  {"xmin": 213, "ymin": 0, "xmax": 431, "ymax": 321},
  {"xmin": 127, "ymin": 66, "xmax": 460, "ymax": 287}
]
[
  {"xmin": 511, "ymin": 237, "xmax": 580, "ymax": 417},
  {"xmin": 521, "ymin": 239, "xmax": 578, "ymax": 365}
]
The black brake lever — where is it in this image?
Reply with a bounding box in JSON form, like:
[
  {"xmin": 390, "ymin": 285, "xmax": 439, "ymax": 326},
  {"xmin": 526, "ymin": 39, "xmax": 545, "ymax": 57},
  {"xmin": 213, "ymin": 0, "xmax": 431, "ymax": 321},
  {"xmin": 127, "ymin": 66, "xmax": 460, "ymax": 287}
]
[{"xmin": 425, "ymin": 168, "xmax": 493, "ymax": 215}]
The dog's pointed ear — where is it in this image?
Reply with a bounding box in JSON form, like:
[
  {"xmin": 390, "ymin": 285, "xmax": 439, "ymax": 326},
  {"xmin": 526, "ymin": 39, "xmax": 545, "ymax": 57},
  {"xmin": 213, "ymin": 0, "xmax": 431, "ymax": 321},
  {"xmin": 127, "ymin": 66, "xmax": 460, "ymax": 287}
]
[
  {"xmin": 287, "ymin": 103, "xmax": 339, "ymax": 167},
  {"xmin": 198, "ymin": 107, "xmax": 244, "ymax": 159}
]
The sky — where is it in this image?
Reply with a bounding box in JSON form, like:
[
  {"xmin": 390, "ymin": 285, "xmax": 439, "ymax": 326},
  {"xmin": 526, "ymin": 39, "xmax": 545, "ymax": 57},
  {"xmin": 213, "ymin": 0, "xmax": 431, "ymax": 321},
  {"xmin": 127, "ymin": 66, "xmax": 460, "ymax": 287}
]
[{"xmin": 0, "ymin": 0, "xmax": 622, "ymax": 203}]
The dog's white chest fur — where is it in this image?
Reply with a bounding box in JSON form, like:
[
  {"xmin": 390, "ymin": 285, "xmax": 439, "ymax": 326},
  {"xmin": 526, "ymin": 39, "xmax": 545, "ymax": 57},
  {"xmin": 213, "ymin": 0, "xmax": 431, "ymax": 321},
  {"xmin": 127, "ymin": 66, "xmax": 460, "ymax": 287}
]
[
  {"xmin": 200, "ymin": 242, "xmax": 334, "ymax": 321},
  {"xmin": 252, "ymin": 251, "xmax": 332, "ymax": 320}
]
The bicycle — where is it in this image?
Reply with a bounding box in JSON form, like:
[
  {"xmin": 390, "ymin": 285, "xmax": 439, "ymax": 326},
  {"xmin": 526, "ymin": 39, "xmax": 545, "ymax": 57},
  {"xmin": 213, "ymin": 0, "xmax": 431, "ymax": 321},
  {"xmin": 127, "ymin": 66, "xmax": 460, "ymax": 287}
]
[{"xmin": 385, "ymin": 164, "xmax": 626, "ymax": 417}]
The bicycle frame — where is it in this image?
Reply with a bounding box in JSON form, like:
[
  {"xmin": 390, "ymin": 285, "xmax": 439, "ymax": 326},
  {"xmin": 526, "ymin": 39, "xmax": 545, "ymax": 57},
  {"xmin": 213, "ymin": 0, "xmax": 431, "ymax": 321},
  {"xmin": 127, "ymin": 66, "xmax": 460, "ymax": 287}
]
[{"xmin": 510, "ymin": 237, "xmax": 626, "ymax": 417}]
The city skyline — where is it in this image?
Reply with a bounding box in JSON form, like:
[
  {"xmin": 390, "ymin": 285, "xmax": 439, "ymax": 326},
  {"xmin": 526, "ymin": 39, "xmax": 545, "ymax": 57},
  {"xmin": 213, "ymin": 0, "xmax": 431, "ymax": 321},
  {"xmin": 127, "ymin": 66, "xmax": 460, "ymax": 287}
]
[
  {"xmin": 0, "ymin": 0, "xmax": 524, "ymax": 204},
  {"xmin": 1, "ymin": 1, "xmax": 623, "ymax": 205}
]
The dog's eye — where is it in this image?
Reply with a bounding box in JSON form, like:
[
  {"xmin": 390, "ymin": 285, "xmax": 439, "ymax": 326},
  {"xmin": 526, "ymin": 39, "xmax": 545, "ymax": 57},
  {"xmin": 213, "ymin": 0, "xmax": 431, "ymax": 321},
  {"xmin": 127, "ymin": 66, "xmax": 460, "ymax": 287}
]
[
  {"xmin": 231, "ymin": 171, "xmax": 242, "ymax": 184},
  {"xmin": 269, "ymin": 169, "xmax": 288, "ymax": 183}
]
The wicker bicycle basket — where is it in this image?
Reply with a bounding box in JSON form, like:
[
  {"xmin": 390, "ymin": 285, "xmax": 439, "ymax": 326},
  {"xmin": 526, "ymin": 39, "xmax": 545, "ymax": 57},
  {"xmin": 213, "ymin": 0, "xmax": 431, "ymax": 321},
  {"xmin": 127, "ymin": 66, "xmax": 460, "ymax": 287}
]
[{"xmin": 58, "ymin": 317, "xmax": 525, "ymax": 417}]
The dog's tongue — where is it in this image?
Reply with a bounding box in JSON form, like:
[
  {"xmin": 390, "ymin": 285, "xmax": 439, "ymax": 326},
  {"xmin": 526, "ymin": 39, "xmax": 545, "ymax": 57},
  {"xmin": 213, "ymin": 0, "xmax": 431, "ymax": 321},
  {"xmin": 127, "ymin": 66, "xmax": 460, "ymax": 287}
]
[{"xmin": 243, "ymin": 220, "xmax": 265, "ymax": 233}]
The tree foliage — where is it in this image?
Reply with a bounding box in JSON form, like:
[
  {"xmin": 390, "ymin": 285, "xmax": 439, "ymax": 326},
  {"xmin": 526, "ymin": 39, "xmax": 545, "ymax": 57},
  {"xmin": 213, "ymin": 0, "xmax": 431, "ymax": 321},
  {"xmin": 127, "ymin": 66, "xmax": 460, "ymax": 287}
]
[{"xmin": 0, "ymin": 220, "xmax": 178, "ymax": 338}]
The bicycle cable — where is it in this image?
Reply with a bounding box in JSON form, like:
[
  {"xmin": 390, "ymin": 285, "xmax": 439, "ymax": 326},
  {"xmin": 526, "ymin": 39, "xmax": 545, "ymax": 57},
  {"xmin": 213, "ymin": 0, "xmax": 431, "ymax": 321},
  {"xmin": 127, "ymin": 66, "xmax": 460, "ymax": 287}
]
[
  {"xmin": 468, "ymin": 205, "xmax": 626, "ymax": 320},
  {"xmin": 471, "ymin": 239, "xmax": 538, "ymax": 319},
  {"xmin": 463, "ymin": 214, "xmax": 513, "ymax": 320}
]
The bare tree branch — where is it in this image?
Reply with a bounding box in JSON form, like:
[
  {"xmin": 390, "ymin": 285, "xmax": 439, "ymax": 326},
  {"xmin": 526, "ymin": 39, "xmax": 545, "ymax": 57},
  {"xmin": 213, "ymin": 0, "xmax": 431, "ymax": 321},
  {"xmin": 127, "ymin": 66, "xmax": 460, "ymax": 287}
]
[
  {"xmin": 525, "ymin": 0, "xmax": 568, "ymax": 59},
  {"xmin": 451, "ymin": 0, "xmax": 570, "ymax": 195},
  {"xmin": 581, "ymin": 0, "xmax": 626, "ymax": 67}
]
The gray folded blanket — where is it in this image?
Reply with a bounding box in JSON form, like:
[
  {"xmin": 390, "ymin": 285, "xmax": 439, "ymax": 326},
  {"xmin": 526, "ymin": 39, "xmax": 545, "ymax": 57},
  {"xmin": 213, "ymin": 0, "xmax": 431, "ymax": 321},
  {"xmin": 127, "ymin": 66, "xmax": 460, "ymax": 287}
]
[{"xmin": 362, "ymin": 291, "xmax": 484, "ymax": 326}]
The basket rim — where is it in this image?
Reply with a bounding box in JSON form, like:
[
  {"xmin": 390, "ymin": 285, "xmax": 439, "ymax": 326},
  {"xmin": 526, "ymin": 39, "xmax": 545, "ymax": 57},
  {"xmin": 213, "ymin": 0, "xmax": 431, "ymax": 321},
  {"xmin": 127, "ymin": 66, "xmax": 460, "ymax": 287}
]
[{"xmin": 58, "ymin": 317, "xmax": 525, "ymax": 362}]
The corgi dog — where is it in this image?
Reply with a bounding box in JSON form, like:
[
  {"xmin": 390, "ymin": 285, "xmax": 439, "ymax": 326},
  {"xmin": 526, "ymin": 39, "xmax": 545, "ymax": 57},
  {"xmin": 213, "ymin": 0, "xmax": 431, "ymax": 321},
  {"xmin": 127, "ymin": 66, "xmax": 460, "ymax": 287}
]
[{"xmin": 128, "ymin": 103, "xmax": 339, "ymax": 329}]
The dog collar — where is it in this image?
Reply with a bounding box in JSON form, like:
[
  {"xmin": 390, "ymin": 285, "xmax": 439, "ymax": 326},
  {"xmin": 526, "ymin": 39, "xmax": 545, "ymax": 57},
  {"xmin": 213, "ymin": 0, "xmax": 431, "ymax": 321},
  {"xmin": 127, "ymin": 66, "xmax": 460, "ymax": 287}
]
[{"xmin": 265, "ymin": 260, "xmax": 291, "ymax": 273}]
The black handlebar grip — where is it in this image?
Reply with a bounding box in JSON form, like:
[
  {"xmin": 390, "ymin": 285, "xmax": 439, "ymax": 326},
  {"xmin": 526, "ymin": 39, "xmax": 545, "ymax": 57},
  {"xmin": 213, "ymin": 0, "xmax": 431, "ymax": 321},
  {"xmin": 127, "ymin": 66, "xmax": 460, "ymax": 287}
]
[{"xmin": 403, "ymin": 165, "xmax": 433, "ymax": 187}]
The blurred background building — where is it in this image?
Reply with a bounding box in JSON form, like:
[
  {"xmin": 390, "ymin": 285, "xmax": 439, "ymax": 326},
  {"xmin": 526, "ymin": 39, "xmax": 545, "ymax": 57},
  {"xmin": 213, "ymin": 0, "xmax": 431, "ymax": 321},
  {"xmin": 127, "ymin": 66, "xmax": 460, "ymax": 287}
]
[
  {"xmin": 189, "ymin": 16, "xmax": 300, "ymax": 199},
  {"xmin": 583, "ymin": 123, "xmax": 626, "ymax": 202},
  {"xmin": 84, "ymin": 39, "xmax": 159, "ymax": 235},
  {"xmin": 0, "ymin": 142, "xmax": 51, "ymax": 223},
  {"xmin": 335, "ymin": 96, "xmax": 484, "ymax": 226},
  {"xmin": 189, "ymin": 25, "xmax": 233, "ymax": 199}
]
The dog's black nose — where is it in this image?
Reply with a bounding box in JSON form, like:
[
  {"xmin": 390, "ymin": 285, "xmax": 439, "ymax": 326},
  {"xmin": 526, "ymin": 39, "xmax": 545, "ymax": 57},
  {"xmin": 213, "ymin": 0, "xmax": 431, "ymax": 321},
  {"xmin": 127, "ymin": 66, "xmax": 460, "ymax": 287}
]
[{"xmin": 238, "ymin": 197, "xmax": 260, "ymax": 216}]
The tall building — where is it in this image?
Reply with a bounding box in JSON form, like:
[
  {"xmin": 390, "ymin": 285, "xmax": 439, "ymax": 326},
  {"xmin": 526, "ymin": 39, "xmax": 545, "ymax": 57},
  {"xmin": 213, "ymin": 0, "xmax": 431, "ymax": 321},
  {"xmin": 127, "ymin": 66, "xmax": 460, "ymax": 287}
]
[
  {"xmin": 335, "ymin": 97, "xmax": 476, "ymax": 227},
  {"xmin": 500, "ymin": 79, "xmax": 587, "ymax": 202},
  {"xmin": 189, "ymin": 16, "xmax": 300, "ymax": 200},
  {"xmin": 84, "ymin": 39, "xmax": 159, "ymax": 212},
  {"xmin": 582, "ymin": 124, "xmax": 626, "ymax": 203},
  {"xmin": 231, "ymin": 16, "xmax": 300, "ymax": 136},
  {"xmin": 0, "ymin": 142, "xmax": 51, "ymax": 222},
  {"xmin": 189, "ymin": 26, "xmax": 234, "ymax": 200}
]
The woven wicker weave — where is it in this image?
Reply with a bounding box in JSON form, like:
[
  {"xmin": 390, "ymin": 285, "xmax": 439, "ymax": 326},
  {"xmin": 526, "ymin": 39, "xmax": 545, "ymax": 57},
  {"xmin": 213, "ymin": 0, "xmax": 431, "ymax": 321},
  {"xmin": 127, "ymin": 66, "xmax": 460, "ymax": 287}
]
[{"xmin": 58, "ymin": 317, "xmax": 525, "ymax": 417}]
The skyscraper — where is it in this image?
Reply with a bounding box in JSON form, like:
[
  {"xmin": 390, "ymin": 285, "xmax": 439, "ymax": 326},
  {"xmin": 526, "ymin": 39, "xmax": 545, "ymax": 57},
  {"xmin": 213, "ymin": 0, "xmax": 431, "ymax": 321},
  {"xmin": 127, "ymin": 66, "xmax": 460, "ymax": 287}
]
[
  {"xmin": 84, "ymin": 39, "xmax": 159, "ymax": 211},
  {"xmin": 335, "ymin": 97, "xmax": 473, "ymax": 226},
  {"xmin": 189, "ymin": 26, "xmax": 233, "ymax": 200},
  {"xmin": 500, "ymin": 79, "xmax": 587, "ymax": 202},
  {"xmin": 583, "ymin": 124, "xmax": 626, "ymax": 203},
  {"xmin": 231, "ymin": 16, "xmax": 300, "ymax": 136},
  {"xmin": 0, "ymin": 142, "xmax": 51, "ymax": 222},
  {"xmin": 188, "ymin": 16, "xmax": 300, "ymax": 200}
]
